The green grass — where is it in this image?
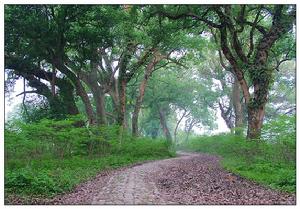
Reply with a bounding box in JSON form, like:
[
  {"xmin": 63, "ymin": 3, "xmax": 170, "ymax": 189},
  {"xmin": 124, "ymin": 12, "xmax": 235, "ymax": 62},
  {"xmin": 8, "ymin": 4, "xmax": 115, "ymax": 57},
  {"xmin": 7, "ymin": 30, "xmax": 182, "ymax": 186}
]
[
  {"xmin": 5, "ymin": 153, "xmax": 174, "ymax": 198},
  {"xmin": 178, "ymin": 133, "xmax": 295, "ymax": 193},
  {"xmin": 4, "ymin": 116, "xmax": 175, "ymax": 200}
]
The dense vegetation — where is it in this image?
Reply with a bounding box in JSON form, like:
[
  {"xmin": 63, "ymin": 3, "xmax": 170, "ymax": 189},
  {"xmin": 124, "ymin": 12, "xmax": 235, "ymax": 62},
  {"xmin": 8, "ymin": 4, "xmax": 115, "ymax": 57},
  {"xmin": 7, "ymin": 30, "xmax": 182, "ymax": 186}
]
[
  {"xmin": 179, "ymin": 115, "xmax": 296, "ymax": 193},
  {"xmin": 4, "ymin": 4, "xmax": 296, "ymax": 202},
  {"xmin": 5, "ymin": 115, "xmax": 174, "ymax": 198}
]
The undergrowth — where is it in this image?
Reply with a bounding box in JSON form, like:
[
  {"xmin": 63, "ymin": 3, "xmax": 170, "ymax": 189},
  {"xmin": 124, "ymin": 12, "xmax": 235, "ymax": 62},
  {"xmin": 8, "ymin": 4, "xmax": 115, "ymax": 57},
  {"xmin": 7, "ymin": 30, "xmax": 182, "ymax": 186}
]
[{"xmin": 4, "ymin": 115, "xmax": 175, "ymax": 199}]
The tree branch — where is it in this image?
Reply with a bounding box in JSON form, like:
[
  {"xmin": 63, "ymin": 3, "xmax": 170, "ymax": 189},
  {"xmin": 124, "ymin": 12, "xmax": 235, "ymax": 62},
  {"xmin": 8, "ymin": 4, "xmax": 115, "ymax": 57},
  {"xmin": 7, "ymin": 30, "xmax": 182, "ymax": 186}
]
[
  {"xmin": 273, "ymin": 58, "xmax": 291, "ymax": 71},
  {"xmin": 158, "ymin": 9, "xmax": 222, "ymax": 28},
  {"xmin": 16, "ymin": 90, "xmax": 38, "ymax": 97},
  {"xmin": 247, "ymin": 7, "xmax": 262, "ymax": 58}
]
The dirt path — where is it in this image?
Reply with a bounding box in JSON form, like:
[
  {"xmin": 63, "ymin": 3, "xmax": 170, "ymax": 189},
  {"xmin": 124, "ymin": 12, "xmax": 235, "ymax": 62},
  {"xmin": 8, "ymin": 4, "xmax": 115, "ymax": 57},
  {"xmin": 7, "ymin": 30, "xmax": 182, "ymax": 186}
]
[{"xmin": 47, "ymin": 152, "xmax": 295, "ymax": 205}]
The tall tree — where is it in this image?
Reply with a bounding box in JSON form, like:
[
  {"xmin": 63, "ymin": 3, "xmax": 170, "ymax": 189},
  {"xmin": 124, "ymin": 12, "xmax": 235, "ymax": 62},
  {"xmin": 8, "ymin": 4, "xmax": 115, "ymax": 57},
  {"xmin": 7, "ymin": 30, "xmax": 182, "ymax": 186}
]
[{"xmin": 157, "ymin": 5, "xmax": 296, "ymax": 139}]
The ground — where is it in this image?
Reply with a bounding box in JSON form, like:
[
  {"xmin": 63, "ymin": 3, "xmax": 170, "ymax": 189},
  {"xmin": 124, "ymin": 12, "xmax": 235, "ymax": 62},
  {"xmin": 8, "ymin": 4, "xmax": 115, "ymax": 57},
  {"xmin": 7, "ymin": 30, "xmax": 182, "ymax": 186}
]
[{"xmin": 10, "ymin": 152, "xmax": 296, "ymax": 205}]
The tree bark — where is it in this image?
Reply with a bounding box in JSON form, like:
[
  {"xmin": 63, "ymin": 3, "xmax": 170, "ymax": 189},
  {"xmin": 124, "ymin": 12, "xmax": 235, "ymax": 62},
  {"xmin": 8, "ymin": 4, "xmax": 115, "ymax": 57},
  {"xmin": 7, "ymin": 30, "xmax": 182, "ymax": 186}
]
[
  {"xmin": 21, "ymin": 74, "xmax": 63, "ymax": 116},
  {"xmin": 108, "ymin": 77, "xmax": 120, "ymax": 120},
  {"xmin": 174, "ymin": 109, "xmax": 187, "ymax": 144},
  {"xmin": 131, "ymin": 73, "xmax": 150, "ymax": 136},
  {"xmin": 158, "ymin": 106, "xmax": 172, "ymax": 143},
  {"xmin": 90, "ymin": 86, "xmax": 107, "ymax": 125},
  {"xmin": 53, "ymin": 59, "xmax": 96, "ymax": 125},
  {"xmin": 22, "ymin": 78, "xmax": 29, "ymax": 119},
  {"xmin": 118, "ymin": 78, "xmax": 127, "ymax": 128},
  {"xmin": 219, "ymin": 27, "xmax": 251, "ymax": 104},
  {"xmin": 247, "ymin": 105, "xmax": 265, "ymax": 139},
  {"xmin": 80, "ymin": 62, "xmax": 107, "ymax": 126},
  {"xmin": 219, "ymin": 102, "xmax": 234, "ymax": 130},
  {"xmin": 232, "ymin": 76, "xmax": 243, "ymax": 135},
  {"xmin": 56, "ymin": 78, "xmax": 79, "ymax": 115},
  {"xmin": 132, "ymin": 52, "xmax": 163, "ymax": 136},
  {"xmin": 246, "ymin": 6, "xmax": 295, "ymax": 139},
  {"xmin": 74, "ymin": 79, "xmax": 96, "ymax": 125}
]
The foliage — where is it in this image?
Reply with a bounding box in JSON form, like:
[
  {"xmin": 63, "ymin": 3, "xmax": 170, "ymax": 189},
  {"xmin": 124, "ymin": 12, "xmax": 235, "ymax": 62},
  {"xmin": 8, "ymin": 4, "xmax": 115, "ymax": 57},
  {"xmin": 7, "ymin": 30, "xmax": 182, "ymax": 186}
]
[
  {"xmin": 265, "ymin": 60, "xmax": 296, "ymax": 120},
  {"xmin": 4, "ymin": 5, "xmax": 296, "ymax": 201},
  {"xmin": 5, "ymin": 116, "xmax": 175, "ymax": 197},
  {"xmin": 178, "ymin": 115, "xmax": 296, "ymax": 193}
]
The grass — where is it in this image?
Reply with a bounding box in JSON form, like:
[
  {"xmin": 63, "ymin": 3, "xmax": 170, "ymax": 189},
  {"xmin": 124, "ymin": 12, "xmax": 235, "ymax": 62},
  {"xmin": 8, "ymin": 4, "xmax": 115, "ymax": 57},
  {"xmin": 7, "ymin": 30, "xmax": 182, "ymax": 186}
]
[
  {"xmin": 178, "ymin": 133, "xmax": 296, "ymax": 193},
  {"xmin": 5, "ymin": 152, "xmax": 174, "ymax": 198},
  {"xmin": 4, "ymin": 116, "xmax": 175, "ymax": 201}
]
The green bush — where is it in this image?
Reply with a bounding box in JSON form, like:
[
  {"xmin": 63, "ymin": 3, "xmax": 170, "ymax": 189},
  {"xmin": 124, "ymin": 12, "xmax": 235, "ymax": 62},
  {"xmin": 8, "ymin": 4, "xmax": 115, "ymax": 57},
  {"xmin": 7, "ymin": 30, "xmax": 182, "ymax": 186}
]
[{"xmin": 5, "ymin": 115, "xmax": 174, "ymax": 198}]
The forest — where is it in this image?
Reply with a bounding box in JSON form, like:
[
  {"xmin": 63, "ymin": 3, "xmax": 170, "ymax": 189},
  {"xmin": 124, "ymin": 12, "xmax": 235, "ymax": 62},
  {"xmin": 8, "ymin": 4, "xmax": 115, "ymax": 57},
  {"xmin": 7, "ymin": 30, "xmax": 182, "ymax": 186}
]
[{"xmin": 4, "ymin": 5, "xmax": 296, "ymax": 205}]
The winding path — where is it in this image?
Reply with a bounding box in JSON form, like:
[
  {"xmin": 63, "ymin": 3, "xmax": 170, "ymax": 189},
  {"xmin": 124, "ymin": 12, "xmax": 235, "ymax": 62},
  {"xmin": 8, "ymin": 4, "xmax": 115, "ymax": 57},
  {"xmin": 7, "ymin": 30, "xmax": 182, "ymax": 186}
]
[{"xmin": 48, "ymin": 152, "xmax": 295, "ymax": 205}]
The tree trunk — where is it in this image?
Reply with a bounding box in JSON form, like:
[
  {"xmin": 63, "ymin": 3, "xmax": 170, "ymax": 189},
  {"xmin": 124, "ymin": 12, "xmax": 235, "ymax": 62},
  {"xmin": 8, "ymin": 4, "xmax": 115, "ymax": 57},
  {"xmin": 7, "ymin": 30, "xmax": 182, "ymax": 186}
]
[
  {"xmin": 131, "ymin": 77, "xmax": 148, "ymax": 136},
  {"xmin": 108, "ymin": 78, "xmax": 120, "ymax": 119},
  {"xmin": 219, "ymin": 102, "xmax": 234, "ymax": 130},
  {"xmin": 79, "ymin": 62, "xmax": 108, "ymax": 126},
  {"xmin": 74, "ymin": 79, "xmax": 96, "ymax": 125},
  {"xmin": 92, "ymin": 87, "xmax": 107, "ymax": 125},
  {"xmin": 245, "ymin": 6, "xmax": 294, "ymax": 139},
  {"xmin": 185, "ymin": 120, "xmax": 195, "ymax": 142},
  {"xmin": 216, "ymin": 5, "xmax": 295, "ymax": 140},
  {"xmin": 158, "ymin": 107, "xmax": 172, "ymax": 143},
  {"xmin": 232, "ymin": 76, "xmax": 243, "ymax": 135},
  {"xmin": 53, "ymin": 60, "xmax": 96, "ymax": 125},
  {"xmin": 57, "ymin": 79, "xmax": 79, "ymax": 115},
  {"xmin": 174, "ymin": 109, "xmax": 187, "ymax": 144},
  {"xmin": 247, "ymin": 104, "xmax": 265, "ymax": 139},
  {"xmin": 98, "ymin": 91, "xmax": 107, "ymax": 125},
  {"xmin": 118, "ymin": 78, "xmax": 127, "ymax": 128},
  {"xmin": 21, "ymin": 74, "xmax": 65, "ymax": 118},
  {"xmin": 132, "ymin": 57, "xmax": 158, "ymax": 136}
]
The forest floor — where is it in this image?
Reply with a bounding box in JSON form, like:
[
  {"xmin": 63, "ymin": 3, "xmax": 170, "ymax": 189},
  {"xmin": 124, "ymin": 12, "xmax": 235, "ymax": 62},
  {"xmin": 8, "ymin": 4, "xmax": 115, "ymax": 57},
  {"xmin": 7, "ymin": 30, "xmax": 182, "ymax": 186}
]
[{"xmin": 10, "ymin": 152, "xmax": 296, "ymax": 205}]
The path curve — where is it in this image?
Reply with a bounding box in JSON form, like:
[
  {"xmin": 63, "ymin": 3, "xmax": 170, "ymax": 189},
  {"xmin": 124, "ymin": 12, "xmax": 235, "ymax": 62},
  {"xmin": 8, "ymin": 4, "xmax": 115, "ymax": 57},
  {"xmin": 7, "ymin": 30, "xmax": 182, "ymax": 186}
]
[{"xmin": 48, "ymin": 152, "xmax": 295, "ymax": 205}]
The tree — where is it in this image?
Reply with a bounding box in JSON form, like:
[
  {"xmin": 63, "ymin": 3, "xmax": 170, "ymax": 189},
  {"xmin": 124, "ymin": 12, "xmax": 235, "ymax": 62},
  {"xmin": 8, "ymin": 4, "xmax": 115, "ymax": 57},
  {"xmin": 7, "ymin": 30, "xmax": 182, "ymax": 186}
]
[
  {"xmin": 5, "ymin": 5, "xmax": 97, "ymax": 123},
  {"xmin": 157, "ymin": 5, "xmax": 296, "ymax": 139},
  {"xmin": 139, "ymin": 62, "xmax": 217, "ymax": 143}
]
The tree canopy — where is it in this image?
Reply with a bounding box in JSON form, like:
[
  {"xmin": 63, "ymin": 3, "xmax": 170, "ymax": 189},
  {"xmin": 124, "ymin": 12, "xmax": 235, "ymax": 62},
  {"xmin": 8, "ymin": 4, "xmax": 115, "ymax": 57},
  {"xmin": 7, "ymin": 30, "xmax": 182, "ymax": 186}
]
[{"xmin": 5, "ymin": 4, "xmax": 296, "ymax": 140}]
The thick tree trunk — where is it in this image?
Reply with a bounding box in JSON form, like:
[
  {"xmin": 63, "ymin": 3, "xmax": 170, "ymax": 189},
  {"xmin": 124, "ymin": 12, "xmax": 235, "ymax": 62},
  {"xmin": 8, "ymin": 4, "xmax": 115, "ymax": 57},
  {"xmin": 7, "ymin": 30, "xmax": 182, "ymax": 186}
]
[
  {"xmin": 97, "ymin": 91, "xmax": 107, "ymax": 125},
  {"xmin": 247, "ymin": 105, "xmax": 265, "ymax": 139},
  {"xmin": 91, "ymin": 63, "xmax": 107, "ymax": 125},
  {"xmin": 158, "ymin": 107, "xmax": 172, "ymax": 143},
  {"xmin": 246, "ymin": 66, "xmax": 270, "ymax": 139},
  {"xmin": 79, "ymin": 62, "xmax": 108, "ymax": 126},
  {"xmin": 57, "ymin": 79, "xmax": 79, "ymax": 115},
  {"xmin": 53, "ymin": 60, "xmax": 96, "ymax": 125},
  {"xmin": 91, "ymin": 87, "xmax": 107, "ymax": 125},
  {"xmin": 245, "ymin": 6, "xmax": 294, "ymax": 139},
  {"xmin": 21, "ymin": 74, "xmax": 65, "ymax": 117},
  {"xmin": 74, "ymin": 79, "xmax": 96, "ymax": 125},
  {"xmin": 232, "ymin": 76, "xmax": 243, "ymax": 135},
  {"xmin": 108, "ymin": 78, "xmax": 120, "ymax": 118}
]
